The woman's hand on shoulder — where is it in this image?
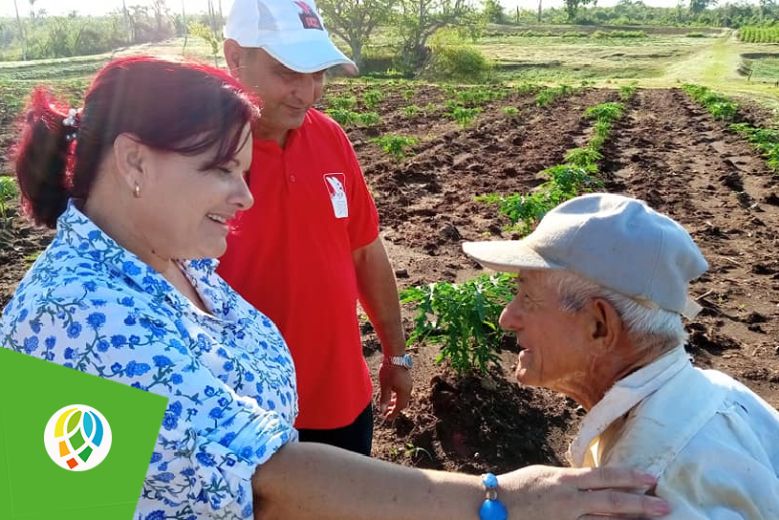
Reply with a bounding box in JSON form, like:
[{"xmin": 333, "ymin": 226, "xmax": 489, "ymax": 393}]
[{"xmin": 499, "ymin": 465, "xmax": 670, "ymax": 520}]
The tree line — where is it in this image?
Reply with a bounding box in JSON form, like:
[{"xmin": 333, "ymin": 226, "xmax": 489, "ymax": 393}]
[
  {"xmin": 3, "ymin": 0, "xmax": 224, "ymax": 61},
  {"xmin": 2, "ymin": 0, "xmax": 778, "ymax": 69}
]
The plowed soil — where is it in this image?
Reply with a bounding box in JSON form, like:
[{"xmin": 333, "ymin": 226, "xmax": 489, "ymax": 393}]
[{"xmin": 1, "ymin": 85, "xmax": 777, "ymax": 475}]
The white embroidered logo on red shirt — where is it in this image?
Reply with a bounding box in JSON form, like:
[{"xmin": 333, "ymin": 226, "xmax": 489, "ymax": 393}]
[{"xmin": 324, "ymin": 173, "xmax": 348, "ymax": 218}]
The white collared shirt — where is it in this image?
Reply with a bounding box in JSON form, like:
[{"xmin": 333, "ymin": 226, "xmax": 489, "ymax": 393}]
[{"xmin": 570, "ymin": 346, "xmax": 779, "ymax": 519}]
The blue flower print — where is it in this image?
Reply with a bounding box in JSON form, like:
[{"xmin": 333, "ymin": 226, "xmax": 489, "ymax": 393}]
[
  {"xmin": 66, "ymin": 322, "xmax": 82, "ymax": 338},
  {"xmin": 195, "ymin": 451, "xmax": 216, "ymax": 467},
  {"xmin": 125, "ymin": 360, "xmax": 151, "ymax": 377},
  {"xmin": 0, "ymin": 202, "xmax": 297, "ymax": 520},
  {"xmin": 122, "ymin": 260, "xmax": 141, "ymax": 276},
  {"xmin": 153, "ymin": 355, "xmax": 173, "ymax": 368}
]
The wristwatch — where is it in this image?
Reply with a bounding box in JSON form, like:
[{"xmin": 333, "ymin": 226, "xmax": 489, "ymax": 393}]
[{"xmin": 385, "ymin": 353, "xmax": 413, "ymax": 370}]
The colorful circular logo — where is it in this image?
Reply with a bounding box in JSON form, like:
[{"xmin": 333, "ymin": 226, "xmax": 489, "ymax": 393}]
[{"xmin": 43, "ymin": 404, "xmax": 112, "ymax": 472}]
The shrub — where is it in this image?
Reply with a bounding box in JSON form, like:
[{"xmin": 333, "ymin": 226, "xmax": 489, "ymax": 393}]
[
  {"xmin": 424, "ymin": 44, "xmax": 493, "ymax": 83},
  {"xmin": 502, "ymin": 106, "xmax": 520, "ymax": 117}
]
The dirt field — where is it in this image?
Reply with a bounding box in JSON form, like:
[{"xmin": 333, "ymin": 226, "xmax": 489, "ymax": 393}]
[{"xmin": 2, "ymin": 85, "xmax": 778, "ymax": 475}]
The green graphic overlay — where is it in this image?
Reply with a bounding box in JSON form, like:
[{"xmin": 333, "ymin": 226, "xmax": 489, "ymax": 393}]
[{"xmin": 0, "ymin": 349, "xmax": 168, "ymax": 520}]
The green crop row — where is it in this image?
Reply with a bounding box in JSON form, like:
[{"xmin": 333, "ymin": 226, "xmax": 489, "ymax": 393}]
[
  {"xmin": 401, "ymin": 92, "xmax": 636, "ymax": 374},
  {"xmin": 682, "ymin": 84, "xmax": 740, "ymax": 121},
  {"xmin": 730, "ymin": 123, "xmax": 779, "ymax": 173},
  {"xmin": 739, "ymin": 26, "xmax": 779, "ymax": 44}
]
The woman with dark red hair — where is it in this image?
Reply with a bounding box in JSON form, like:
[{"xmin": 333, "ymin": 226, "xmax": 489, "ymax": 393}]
[{"xmin": 0, "ymin": 57, "xmax": 671, "ymax": 520}]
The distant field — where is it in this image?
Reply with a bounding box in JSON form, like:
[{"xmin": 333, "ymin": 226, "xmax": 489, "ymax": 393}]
[
  {"xmin": 0, "ymin": 38, "xmax": 220, "ymax": 174},
  {"xmin": 478, "ymin": 32, "xmax": 718, "ymax": 82}
]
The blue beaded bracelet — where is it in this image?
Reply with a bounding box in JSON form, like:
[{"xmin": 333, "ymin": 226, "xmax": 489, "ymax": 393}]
[{"xmin": 479, "ymin": 473, "xmax": 508, "ymax": 520}]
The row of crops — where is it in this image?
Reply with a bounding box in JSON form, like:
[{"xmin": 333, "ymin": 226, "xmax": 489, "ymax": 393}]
[
  {"xmin": 399, "ymin": 86, "xmax": 638, "ymax": 374},
  {"xmin": 738, "ymin": 26, "xmax": 779, "ymax": 44},
  {"xmin": 682, "ymin": 84, "xmax": 779, "ymax": 172},
  {"xmin": 397, "ymin": 83, "xmax": 778, "ymax": 376}
]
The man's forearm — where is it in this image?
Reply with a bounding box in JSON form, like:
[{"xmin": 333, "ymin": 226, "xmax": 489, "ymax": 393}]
[{"xmin": 353, "ymin": 237, "xmax": 405, "ymax": 356}]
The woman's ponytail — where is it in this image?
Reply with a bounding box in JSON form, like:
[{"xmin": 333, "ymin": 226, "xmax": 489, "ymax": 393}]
[{"xmin": 13, "ymin": 88, "xmax": 76, "ymax": 229}]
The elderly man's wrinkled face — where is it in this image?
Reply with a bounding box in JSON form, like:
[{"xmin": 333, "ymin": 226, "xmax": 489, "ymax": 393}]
[{"xmin": 499, "ymin": 270, "xmax": 597, "ymax": 392}]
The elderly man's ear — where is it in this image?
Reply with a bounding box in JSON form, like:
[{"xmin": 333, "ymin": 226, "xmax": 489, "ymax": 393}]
[{"xmin": 587, "ymin": 298, "xmax": 624, "ymax": 351}]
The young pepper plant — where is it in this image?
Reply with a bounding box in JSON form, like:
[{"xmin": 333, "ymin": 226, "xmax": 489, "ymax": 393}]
[{"xmin": 400, "ymin": 273, "xmax": 516, "ymax": 374}]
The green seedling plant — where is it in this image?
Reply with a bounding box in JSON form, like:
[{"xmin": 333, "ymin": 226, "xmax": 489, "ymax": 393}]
[
  {"xmin": 325, "ymin": 109, "xmax": 381, "ymax": 128},
  {"xmin": 502, "ymin": 107, "xmax": 520, "ymax": 117},
  {"xmin": 403, "ymin": 105, "xmax": 423, "ymax": 118},
  {"xmin": 536, "ymin": 85, "xmax": 574, "ymax": 108},
  {"xmin": 400, "ymin": 273, "xmax": 515, "ymax": 374},
  {"xmin": 363, "ymin": 89, "xmax": 384, "ymax": 109},
  {"xmin": 0, "ymin": 176, "xmax": 19, "ymax": 246},
  {"xmin": 584, "ymin": 102, "xmax": 625, "ymax": 122},
  {"xmin": 372, "ymin": 134, "xmax": 419, "ymax": 159},
  {"xmin": 476, "ymin": 166, "xmax": 602, "ymax": 235},
  {"xmin": 730, "ymin": 123, "xmax": 779, "ymax": 173},
  {"xmin": 564, "ymin": 147, "xmax": 602, "ymax": 171},
  {"xmin": 357, "ymin": 111, "xmax": 381, "ymax": 126},
  {"xmin": 590, "ymin": 121, "xmax": 613, "ymax": 150},
  {"xmin": 328, "ymin": 94, "xmax": 357, "ymax": 111},
  {"xmin": 326, "ymin": 108, "xmax": 358, "ymax": 127},
  {"xmin": 449, "ymin": 106, "xmax": 482, "ymax": 127},
  {"xmin": 682, "ymin": 84, "xmax": 740, "ymax": 122},
  {"xmin": 619, "ymin": 83, "xmax": 638, "ymax": 101}
]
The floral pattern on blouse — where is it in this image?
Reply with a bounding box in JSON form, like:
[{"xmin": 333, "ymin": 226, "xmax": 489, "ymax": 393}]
[{"xmin": 0, "ymin": 202, "xmax": 298, "ymax": 520}]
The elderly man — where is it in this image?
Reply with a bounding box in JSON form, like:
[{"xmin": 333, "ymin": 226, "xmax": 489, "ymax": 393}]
[{"xmin": 463, "ymin": 193, "xmax": 779, "ymax": 519}]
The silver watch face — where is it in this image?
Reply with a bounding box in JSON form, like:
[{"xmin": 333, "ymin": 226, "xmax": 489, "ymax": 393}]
[{"xmin": 397, "ymin": 354, "xmax": 413, "ymax": 369}]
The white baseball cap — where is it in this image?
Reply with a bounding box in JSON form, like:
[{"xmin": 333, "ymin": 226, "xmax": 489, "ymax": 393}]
[
  {"xmin": 462, "ymin": 193, "xmax": 709, "ymax": 319},
  {"xmin": 224, "ymin": 0, "xmax": 358, "ymax": 75}
]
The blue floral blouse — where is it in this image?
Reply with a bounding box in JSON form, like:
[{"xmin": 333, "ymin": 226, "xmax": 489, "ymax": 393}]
[{"xmin": 0, "ymin": 202, "xmax": 298, "ymax": 519}]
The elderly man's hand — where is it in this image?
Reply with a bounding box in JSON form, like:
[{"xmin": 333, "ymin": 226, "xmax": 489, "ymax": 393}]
[
  {"xmin": 499, "ymin": 465, "xmax": 669, "ymax": 519},
  {"xmin": 378, "ymin": 363, "xmax": 412, "ymax": 420}
]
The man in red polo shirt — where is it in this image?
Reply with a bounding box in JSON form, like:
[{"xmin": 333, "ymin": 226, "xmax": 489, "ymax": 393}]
[{"xmin": 219, "ymin": 0, "xmax": 412, "ymax": 455}]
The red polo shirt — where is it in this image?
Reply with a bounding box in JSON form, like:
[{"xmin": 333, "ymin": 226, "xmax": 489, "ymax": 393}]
[{"xmin": 217, "ymin": 109, "xmax": 379, "ymax": 429}]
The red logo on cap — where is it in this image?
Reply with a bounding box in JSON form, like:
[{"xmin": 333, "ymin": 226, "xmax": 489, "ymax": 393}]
[{"xmin": 294, "ymin": 1, "xmax": 324, "ymax": 30}]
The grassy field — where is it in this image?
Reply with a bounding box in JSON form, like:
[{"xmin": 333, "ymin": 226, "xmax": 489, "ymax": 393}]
[
  {"xmin": 467, "ymin": 26, "xmax": 779, "ymax": 113},
  {"xmin": 477, "ymin": 27, "xmax": 723, "ymax": 83},
  {"xmin": 1, "ymin": 25, "xmax": 777, "ymax": 164}
]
